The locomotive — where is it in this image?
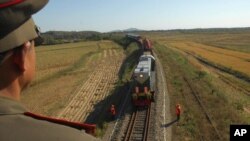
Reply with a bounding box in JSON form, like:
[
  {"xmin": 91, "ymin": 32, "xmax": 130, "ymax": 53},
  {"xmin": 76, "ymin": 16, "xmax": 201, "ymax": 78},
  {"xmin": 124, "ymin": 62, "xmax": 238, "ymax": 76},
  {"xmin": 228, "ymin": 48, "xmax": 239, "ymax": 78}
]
[{"xmin": 132, "ymin": 38, "xmax": 156, "ymax": 107}]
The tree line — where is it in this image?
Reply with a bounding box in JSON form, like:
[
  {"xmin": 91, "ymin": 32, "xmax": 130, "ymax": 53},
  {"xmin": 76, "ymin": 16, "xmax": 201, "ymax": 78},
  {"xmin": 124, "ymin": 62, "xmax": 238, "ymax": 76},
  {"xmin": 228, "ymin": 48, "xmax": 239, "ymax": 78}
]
[
  {"xmin": 40, "ymin": 31, "xmax": 102, "ymax": 45},
  {"xmin": 39, "ymin": 27, "xmax": 250, "ymax": 46}
]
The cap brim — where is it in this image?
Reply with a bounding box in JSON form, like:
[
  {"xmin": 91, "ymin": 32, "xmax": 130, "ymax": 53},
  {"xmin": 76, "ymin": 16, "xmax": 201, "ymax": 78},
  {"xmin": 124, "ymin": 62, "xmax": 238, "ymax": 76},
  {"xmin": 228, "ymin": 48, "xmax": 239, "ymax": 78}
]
[
  {"xmin": 0, "ymin": 0, "xmax": 49, "ymax": 53},
  {"xmin": 0, "ymin": 18, "xmax": 37, "ymax": 53}
]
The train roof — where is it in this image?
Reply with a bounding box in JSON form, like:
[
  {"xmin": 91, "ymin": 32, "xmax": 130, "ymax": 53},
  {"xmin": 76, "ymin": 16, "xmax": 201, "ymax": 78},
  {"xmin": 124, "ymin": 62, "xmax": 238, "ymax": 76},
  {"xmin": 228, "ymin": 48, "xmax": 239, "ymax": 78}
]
[
  {"xmin": 134, "ymin": 55, "xmax": 154, "ymax": 74},
  {"xmin": 140, "ymin": 54, "xmax": 155, "ymax": 61}
]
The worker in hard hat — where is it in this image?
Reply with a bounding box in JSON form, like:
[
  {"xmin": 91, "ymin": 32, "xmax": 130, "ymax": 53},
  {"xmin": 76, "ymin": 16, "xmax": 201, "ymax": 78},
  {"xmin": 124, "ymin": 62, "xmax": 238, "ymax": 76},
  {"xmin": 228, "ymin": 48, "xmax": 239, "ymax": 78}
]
[
  {"xmin": 176, "ymin": 104, "xmax": 181, "ymax": 121},
  {"xmin": 110, "ymin": 104, "xmax": 116, "ymax": 120}
]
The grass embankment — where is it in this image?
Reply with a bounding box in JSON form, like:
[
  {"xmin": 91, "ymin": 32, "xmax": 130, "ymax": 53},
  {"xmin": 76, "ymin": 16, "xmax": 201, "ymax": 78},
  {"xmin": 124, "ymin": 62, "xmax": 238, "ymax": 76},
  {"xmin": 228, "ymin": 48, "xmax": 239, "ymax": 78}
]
[
  {"xmin": 119, "ymin": 42, "xmax": 141, "ymax": 81},
  {"xmin": 21, "ymin": 41, "xmax": 118, "ymax": 116},
  {"xmin": 94, "ymin": 42, "xmax": 141, "ymax": 137},
  {"xmin": 154, "ymin": 42, "xmax": 249, "ymax": 141}
]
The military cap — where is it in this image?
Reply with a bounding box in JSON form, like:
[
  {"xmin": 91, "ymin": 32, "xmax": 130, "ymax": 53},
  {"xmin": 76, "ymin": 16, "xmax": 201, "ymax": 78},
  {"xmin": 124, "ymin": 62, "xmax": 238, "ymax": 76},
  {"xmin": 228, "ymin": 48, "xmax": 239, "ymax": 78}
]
[{"xmin": 0, "ymin": 0, "xmax": 48, "ymax": 53}]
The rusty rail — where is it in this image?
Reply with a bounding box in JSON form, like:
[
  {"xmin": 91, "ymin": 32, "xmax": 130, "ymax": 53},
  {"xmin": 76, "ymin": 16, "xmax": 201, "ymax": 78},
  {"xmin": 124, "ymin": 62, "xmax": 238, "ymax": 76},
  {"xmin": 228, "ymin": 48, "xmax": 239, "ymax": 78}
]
[
  {"xmin": 124, "ymin": 105, "xmax": 151, "ymax": 141},
  {"xmin": 183, "ymin": 76, "xmax": 222, "ymax": 141}
]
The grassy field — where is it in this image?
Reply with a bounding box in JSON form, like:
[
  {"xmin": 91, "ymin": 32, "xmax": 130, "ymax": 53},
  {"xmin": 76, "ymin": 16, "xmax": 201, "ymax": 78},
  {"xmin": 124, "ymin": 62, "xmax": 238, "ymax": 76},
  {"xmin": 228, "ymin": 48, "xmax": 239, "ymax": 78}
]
[
  {"xmin": 154, "ymin": 42, "xmax": 250, "ymax": 140},
  {"xmin": 167, "ymin": 41, "xmax": 250, "ymax": 76},
  {"xmin": 146, "ymin": 30, "xmax": 250, "ymax": 52},
  {"xmin": 34, "ymin": 41, "xmax": 98, "ymax": 84},
  {"xmin": 21, "ymin": 40, "xmax": 123, "ymax": 116},
  {"xmin": 19, "ymin": 30, "xmax": 250, "ymax": 140},
  {"xmin": 148, "ymin": 30, "xmax": 250, "ymax": 140},
  {"xmin": 145, "ymin": 31, "xmax": 250, "ymax": 81}
]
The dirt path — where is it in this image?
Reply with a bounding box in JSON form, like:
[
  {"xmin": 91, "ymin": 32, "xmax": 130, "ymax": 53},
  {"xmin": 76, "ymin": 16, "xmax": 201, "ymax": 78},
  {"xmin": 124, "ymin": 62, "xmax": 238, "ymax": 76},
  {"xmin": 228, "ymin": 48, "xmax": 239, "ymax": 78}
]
[
  {"xmin": 57, "ymin": 49, "xmax": 124, "ymax": 122},
  {"xmin": 154, "ymin": 53, "xmax": 172, "ymax": 141}
]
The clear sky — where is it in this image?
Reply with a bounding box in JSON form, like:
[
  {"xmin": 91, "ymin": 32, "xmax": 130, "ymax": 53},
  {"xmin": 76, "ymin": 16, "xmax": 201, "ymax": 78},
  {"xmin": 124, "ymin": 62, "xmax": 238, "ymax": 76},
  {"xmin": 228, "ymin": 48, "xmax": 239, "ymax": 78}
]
[{"xmin": 33, "ymin": 0, "xmax": 250, "ymax": 32}]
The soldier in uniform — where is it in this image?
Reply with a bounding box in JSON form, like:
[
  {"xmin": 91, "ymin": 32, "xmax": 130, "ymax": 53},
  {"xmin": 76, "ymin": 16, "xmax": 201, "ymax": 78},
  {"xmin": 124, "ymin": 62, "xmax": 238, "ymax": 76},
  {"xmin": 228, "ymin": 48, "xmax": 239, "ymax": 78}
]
[{"xmin": 0, "ymin": 0, "xmax": 99, "ymax": 140}]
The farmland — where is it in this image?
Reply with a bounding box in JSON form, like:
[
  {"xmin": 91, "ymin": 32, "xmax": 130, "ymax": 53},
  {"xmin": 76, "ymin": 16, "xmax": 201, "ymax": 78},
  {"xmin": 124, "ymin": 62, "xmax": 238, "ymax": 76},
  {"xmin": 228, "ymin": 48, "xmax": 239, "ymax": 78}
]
[
  {"xmin": 146, "ymin": 30, "xmax": 250, "ymax": 140},
  {"xmin": 168, "ymin": 42, "xmax": 250, "ymax": 75},
  {"xmin": 19, "ymin": 29, "xmax": 250, "ymax": 140},
  {"xmin": 21, "ymin": 40, "xmax": 124, "ymax": 118}
]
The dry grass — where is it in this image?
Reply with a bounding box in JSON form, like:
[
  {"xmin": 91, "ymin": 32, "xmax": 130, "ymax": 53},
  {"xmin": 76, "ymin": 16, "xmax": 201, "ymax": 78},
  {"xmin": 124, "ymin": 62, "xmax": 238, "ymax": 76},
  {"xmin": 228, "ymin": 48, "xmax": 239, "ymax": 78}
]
[
  {"xmin": 21, "ymin": 40, "xmax": 123, "ymax": 116},
  {"xmin": 34, "ymin": 41, "xmax": 98, "ymax": 82},
  {"xmin": 168, "ymin": 41, "xmax": 250, "ymax": 75},
  {"xmin": 154, "ymin": 42, "xmax": 250, "ymax": 141},
  {"xmin": 145, "ymin": 30, "xmax": 250, "ymax": 52},
  {"xmin": 149, "ymin": 30, "xmax": 250, "ymax": 140}
]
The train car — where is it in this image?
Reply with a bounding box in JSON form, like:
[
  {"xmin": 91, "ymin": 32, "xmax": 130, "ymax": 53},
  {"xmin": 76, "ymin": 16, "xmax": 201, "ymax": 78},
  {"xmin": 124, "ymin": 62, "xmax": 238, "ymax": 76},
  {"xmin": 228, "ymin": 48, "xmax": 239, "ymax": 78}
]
[
  {"xmin": 125, "ymin": 35, "xmax": 156, "ymax": 107},
  {"xmin": 126, "ymin": 33, "xmax": 141, "ymax": 40},
  {"xmin": 142, "ymin": 38, "xmax": 152, "ymax": 51},
  {"xmin": 132, "ymin": 52, "xmax": 156, "ymax": 107}
]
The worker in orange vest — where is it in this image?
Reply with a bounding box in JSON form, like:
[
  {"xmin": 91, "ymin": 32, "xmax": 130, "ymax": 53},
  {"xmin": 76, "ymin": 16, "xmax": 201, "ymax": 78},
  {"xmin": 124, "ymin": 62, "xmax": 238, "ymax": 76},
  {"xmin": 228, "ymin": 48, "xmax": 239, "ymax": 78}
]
[
  {"xmin": 110, "ymin": 104, "xmax": 116, "ymax": 120},
  {"xmin": 176, "ymin": 104, "xmax": 181, "ymax": 121}
]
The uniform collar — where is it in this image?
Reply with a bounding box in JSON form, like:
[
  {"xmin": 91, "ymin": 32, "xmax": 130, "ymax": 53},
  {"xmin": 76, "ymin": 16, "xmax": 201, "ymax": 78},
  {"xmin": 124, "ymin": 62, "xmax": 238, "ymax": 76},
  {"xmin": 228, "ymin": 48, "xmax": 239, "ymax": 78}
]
[{"xmin": 0, "ymin": 96, "xmax": 27, "ymax": 115}]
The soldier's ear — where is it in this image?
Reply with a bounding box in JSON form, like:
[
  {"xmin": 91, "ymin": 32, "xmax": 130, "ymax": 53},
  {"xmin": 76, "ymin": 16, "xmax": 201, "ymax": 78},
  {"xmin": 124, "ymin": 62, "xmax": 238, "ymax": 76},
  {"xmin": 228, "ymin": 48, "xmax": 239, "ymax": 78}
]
[{"xmin": 13, "ymin": 41, "xmax": 31, "ymax": 72}]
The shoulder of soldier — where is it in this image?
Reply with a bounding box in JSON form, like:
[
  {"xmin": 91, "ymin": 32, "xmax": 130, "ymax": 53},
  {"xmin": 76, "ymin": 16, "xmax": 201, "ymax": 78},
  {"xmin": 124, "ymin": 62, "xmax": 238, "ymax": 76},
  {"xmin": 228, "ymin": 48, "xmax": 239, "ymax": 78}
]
[
  {"xmin": 1, "ymin": 113, "xmax": 100, "ymax": 141},
  {"xmin": 23, "ymin": 112, "xmax": 100, "ymax": 141},
  {"xmin": 24, "ymin": 112, "xmax": 95, "ymax": 131}
]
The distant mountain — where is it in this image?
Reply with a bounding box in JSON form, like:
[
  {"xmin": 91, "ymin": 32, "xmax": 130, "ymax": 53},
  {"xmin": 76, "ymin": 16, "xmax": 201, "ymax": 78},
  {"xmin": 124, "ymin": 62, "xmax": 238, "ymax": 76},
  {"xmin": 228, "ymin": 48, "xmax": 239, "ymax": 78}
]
[
  {"xmin": 109, "ymin": 28, "xmax": 142, "ymax": 33},
  {"xmin": 123, "ymin": 28, "xmax": 141, "ymax": 32},
  {"xmin": 109, "ymin": 29, "xmax": 123, "ymax": 33}
]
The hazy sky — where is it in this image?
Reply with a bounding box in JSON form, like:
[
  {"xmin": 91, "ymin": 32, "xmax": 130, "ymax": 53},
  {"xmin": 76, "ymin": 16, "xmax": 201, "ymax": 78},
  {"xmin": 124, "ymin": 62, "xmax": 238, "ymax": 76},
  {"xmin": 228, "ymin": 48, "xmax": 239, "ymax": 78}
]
[{"xmin": 33, "ymin": 0, "xmax": 250, "ymax": 32}]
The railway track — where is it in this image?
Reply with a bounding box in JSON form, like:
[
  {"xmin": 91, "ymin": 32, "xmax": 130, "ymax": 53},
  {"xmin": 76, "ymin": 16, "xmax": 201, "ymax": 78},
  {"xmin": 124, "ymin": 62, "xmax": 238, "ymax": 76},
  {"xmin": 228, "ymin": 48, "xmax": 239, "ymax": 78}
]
[
  {"xmin": 184, "ymin": 50, "xmax": 250, "ymax": 96},
  {"xmin": 124, "ymin": 105, "xmax": 151, "ymax": 141},
  {"xmin": 183, "ymin": 76, "xmax": 222, "ymax": 141},
  {"xmin": 217, "ymin": 73, "xmax": 250, "ymax": 96}
]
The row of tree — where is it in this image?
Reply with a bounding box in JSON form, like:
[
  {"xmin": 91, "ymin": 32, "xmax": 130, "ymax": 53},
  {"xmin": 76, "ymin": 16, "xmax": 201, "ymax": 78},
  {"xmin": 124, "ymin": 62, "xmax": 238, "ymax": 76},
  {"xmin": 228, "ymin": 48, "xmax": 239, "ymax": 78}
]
[
  {"xmin": 39, "ymin": 31, "xmax": 132, "ymax": 48},
  {"xmin": 39, "ymin": 27, "xmax": 250, "ymax": 45},
  {"xmin": 40, "ymin": 31, "xmax": 102, "ymax": 45}
]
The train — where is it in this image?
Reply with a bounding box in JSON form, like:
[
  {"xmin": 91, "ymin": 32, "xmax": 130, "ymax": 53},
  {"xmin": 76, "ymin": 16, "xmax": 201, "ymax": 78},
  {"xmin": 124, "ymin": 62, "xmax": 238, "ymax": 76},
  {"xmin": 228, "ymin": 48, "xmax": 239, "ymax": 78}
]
[{"xmin": 131, "ymin": 37, "xmax": 156, "ymax": 107}]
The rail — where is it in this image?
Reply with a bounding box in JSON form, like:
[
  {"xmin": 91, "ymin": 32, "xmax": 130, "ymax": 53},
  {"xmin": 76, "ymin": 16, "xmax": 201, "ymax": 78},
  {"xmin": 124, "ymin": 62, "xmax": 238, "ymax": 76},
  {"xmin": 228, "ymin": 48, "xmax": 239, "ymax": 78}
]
[
  {"xmin": 183, "ymin": 76, "xmax": 222, "ymax": 140},
  {"xmin": 124, "ymin": 105, "xmax": 151, "ymax": 141}
]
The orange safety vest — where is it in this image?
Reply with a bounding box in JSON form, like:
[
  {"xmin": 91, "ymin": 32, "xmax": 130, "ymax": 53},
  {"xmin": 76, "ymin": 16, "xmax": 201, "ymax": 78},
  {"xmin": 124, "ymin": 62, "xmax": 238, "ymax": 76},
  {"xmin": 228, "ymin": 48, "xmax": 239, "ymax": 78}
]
[
  {"xmin": 176, "ymin": 105, "xmax": 181, "ymax": 115},
  {"xmin": 110, "ymin": 107, "xmax": 116, "ymax": 115}
]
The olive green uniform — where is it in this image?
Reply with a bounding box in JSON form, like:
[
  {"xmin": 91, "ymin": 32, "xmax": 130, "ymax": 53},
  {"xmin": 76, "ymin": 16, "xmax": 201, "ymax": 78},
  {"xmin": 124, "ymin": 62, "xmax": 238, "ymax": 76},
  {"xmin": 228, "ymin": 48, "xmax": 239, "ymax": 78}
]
[
  {"xmin": 0, "ymin": 96, "xmax": 99, "ymax": 141},
  {"xmin": 1, "ymin": 0, "xmax": 100, "ymax": 140}
]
